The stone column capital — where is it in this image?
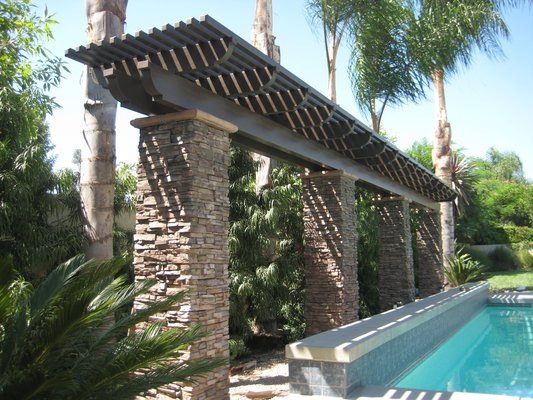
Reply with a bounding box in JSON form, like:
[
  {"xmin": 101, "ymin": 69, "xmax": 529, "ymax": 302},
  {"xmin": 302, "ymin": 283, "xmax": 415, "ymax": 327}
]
[{"xmin": 130, "ymin": 109, "xmax": 238, "ymax": 133}]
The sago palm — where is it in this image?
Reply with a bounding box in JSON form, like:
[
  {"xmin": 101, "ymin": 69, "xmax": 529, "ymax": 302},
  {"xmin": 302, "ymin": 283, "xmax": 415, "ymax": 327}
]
[
  {"xmin": 444, "ymin": 245, "xmax": 485, "ymax": 287},
  {"xmin": 0, "ymin": 254, "xmax": 225, "ymax": 400}
]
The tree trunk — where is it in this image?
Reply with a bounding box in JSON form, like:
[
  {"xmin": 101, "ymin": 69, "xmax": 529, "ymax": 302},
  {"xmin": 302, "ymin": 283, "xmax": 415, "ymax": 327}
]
[
  {"xmin": 431, "ymin": 69, "xmax": 454, "ymax": 267},
  {"xmin": 326, "ymin": 22, "xmax": 347, "ymax": 104},
  {"xmin": 370, "ymin": 98, "xmax": 379, "ymax": 132},
  {"xmin": 327, "ymin": 30, "xmax": 337, "ymax": 103},
  {"xmin": 251, "ymin": 0, "xmax": 279, "ymax": 192},
  {"xmin": 82, "ymin": 0, "xmax": 127, "ymax": 260},
  {"xmin": 250, "ymin": 0, "xmax": 279, "ymax": 335}
]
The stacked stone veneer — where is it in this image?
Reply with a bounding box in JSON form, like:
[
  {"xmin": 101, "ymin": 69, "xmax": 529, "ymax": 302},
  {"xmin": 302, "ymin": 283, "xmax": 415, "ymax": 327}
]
[
  {"xmin": 301, "ymin": 171, "xmax": 358, "ymax": 336},
  {"xmin": 376, "ymin": 198, "xmax": 415, "ymax": 311},
  {"xmin": 131, "ymin": 110, "xmax": 235, "ymax": 400},
  {"xmin": 415, "ymin": 208, "xmax": 444, "ymax": 297}
]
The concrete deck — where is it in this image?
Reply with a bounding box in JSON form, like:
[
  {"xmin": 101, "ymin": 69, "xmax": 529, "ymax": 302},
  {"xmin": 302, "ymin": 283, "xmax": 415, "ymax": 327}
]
[{"xmin": 490, "ymin": 291, "xmax": 533, "ymax": 305}]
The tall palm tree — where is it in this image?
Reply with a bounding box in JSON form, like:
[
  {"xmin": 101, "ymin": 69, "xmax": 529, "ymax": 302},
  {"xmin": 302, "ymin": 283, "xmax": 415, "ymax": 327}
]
[
  {"xmin": 407, "ymin": 0, "xmax": 510, "ymax": 261},
  {"xmin": 251, "ymin": 0, "xmax": 280, "ymax": 191},
  {"xmin": 306, "ymin": 0, "xmax": 354, "ymax": 102},
  {"xmin": 307, "ymin": 0, "xmax": 426, "ymax": 132},
  {"xmin": 0, "ymin": 254, "xmax": 224, "ymax": 400},
  {"xmin": 348, "ymin": 0, "xmax": 427, "ymax": 132},
  {"xmin": 82, "ymin": 0, "xmax": 128, "ymax": 260}
]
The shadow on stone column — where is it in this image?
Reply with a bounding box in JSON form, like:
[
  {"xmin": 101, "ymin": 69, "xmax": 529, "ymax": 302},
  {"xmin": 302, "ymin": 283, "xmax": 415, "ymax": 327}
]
[
  {"xmin": 414, "ymin": 208, "xmax": 443, "ymax": 298},
  {"xmin": 301, "ymin": 171, "xmax": 358, "ymax": 336},
  {"xmin": 376, "ymin": 198, "xmax": 415, "ymax": 311},
  {"xmin": 131, "ymin": 110, "xmax": 235, "ymax": 400}
]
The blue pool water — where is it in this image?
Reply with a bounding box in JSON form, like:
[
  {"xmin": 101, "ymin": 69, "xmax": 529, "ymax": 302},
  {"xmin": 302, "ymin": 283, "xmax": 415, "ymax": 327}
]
[{"xmin": 395, "ymin": 306, "xmax": 533, "ymax": 397}]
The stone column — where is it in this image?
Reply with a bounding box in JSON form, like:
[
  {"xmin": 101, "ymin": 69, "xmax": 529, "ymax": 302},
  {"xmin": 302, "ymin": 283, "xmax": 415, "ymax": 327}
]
[
  {"xmin": 131, "ymin": 110, "xmax": 236, "ymax": 400},
  {"xmin": 376, "ymin": 198, "xmax": 415, "ymax": 311},
  {"xmin": 301, "ymin": 170, "xmax": 358, "ymax": 336},
  {"xmin": 415, "ymin": 208, "xmax": 444, "ymax": 298}
]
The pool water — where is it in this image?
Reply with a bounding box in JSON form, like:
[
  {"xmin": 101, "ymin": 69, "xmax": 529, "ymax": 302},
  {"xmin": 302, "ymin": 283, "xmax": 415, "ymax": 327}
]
[{"xmin": 395, "ymin": 306, "xmax": 533, "ymax": 397}]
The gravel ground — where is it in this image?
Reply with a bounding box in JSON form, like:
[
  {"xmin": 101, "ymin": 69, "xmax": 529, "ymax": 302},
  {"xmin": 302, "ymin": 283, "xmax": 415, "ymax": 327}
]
[{"xmin": 229, "ymin": 349, "xmax": 289, "ymax": 399}]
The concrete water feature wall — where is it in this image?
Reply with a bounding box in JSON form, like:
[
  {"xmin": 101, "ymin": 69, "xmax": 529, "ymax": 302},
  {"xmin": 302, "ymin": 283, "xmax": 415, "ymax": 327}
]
[{"xmin": 286, "ymin": 283, "xmax": 489, "ymax": 398}]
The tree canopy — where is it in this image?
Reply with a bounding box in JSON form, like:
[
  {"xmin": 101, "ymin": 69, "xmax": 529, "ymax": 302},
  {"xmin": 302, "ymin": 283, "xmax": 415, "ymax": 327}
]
[
  {"xmin": 462, "ymin": 149, "xmax": 530, "ymax": 244},
  {"xmin": 0, "ymin": 0, "xmax": 76, "ymax": 278}
]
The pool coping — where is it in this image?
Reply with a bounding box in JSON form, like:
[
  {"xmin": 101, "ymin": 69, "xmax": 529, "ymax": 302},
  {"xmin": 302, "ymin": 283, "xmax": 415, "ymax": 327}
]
[
  {"xmin": 285, "ymin": 386, "xmax": 533, "ymax": 399},
  {"xmin": 286, "ymin": 282, "xmax": 487, "ymax": 364}
]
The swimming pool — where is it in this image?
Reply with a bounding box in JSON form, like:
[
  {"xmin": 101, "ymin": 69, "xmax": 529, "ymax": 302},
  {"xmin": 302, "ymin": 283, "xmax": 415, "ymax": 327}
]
[
  {"xmin": 395, "ymin": 305, "xmax": 533, "ymax": 397},
  {"xmin": 286, "ymin": 283, "xmax": 489, "ymax": 397}
]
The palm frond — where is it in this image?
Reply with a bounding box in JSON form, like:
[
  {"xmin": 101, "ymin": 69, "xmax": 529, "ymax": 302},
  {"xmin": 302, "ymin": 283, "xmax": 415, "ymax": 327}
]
[{"xmin": 0, "ymin": 254, "xmax": 224, "ymax": 399}]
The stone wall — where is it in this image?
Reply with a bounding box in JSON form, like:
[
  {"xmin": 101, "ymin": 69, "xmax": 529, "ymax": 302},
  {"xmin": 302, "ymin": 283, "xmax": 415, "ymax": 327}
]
[
  {"xmin": 301, "ymin": 171, "xmax": 358, "ymax": 336},
  {"xmin": 376, "ymin": 198, "xmax": 415, "ymax": 311},
  {"xmin": 131, "ymin": 110, "xmax": 235, "ymax": 400},
  {"xmin": 415, "ymin": 208, "xmax": 444, "ymax": 297}
]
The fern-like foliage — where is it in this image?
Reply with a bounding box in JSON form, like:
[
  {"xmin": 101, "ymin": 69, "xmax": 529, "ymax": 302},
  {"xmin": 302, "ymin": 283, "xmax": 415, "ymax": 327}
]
[
  {"xmin": 0, "ymin": 254, "xmax": 225, "ymax": 400},
  {"xmin": 228, "ymin": 146, "xmax": 305, "ymax": 343},
  {"xmin": 444, "ymin": 245, "xmax": 486, "ymax": 287}
]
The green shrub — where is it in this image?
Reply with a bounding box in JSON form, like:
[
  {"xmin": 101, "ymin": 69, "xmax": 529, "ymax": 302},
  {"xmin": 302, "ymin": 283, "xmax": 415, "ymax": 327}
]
[
  {"xmin": 445, "ymin": 246, "xmax": 486, "ymax": 287},
  {"xmin": 517, "ymin": 249, "xmax": 533, "ymax": 271},
  {"xmin": 355, "ymin": 188, "xmax": 381, "ymax": 318},
  {"xmin": 488, "ymin": 246, "xmax": 521, "ymax": 271},
  {"xmin": 229, "ymin": 337, "xmax": 250, "ymax": 361},
  {"xmin": 503, "ymin": 225, "xmax": 533, "ymax": 244},
  {"xmin": 463, "ymin": 246, "xmax": 494, "ymax": 270}
]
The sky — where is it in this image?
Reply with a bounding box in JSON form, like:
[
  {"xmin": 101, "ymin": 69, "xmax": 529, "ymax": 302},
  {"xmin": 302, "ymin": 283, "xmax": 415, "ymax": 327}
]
[{"xmin": 33, "ymin": 1, "xmax": 533, "ymax": 179}]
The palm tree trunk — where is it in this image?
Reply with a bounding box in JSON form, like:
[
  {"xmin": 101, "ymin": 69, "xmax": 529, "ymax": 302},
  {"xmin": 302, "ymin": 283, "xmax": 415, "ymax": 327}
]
[
  {"xmin": 327, "ymin": 30, "xmax": 338, "ymax": 102},
  {"xmin": 431, "ymin": 68, "xmax": 454, "ymax": 265},
  {"xmin": 252, "ymin": 0, "xmax": 279, "ymax": 192},
  {"xmin": 82, "ymin": 0, "xmax": 127, "ymax": 260},
  {"xmin": 370, "ymin": 98, "xmax": 379, "ymax": 132},
  {"xmin": 326, "ymin": 23, "xmax": 347, "ymax": 103}
]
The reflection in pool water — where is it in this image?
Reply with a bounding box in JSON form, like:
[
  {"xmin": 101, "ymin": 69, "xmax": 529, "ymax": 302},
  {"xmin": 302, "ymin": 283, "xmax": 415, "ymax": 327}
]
[{"xmin": 395, "ymin": 306, "xmax": 533, "ymax": 397}]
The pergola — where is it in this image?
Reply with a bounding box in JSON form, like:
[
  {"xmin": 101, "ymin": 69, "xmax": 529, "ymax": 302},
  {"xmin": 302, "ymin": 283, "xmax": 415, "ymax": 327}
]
[
  {"xmin": 67, "ymin": 15, "xmax": 454, "ymax": 209},
  {"xmin": 68, "ymin": 15, "xmax": 454, "ymax": 400}
]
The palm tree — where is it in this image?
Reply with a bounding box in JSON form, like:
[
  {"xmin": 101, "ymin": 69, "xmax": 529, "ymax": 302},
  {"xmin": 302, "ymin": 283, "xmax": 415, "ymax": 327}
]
[
  {"xmin": 0, "ymin": 254, "xmax": 224, "ymax": 400},
  {"xmin": 82, "ymin": 0, "xmax": 128, "ymax": 260},
  {"xmin": 407, "ymin": 0, "xmax": 510, "ymax": 261},
  {"xmin": 306, "ymin": 0, "xmax": 355, "ymax": 102},
  {"xmin": 349, "ymin": 0, "xmax": 427, "ymax": 132},
  {"xmin": 251, "ymin": 0, "xmax": 280, "ymax": 191}
]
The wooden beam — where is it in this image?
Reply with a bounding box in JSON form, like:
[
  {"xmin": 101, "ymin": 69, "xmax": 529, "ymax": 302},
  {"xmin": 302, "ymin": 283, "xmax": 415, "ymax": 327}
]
[{"xmin": 132, "ymin": 62, "xmax": 440, "ymax": 210}]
